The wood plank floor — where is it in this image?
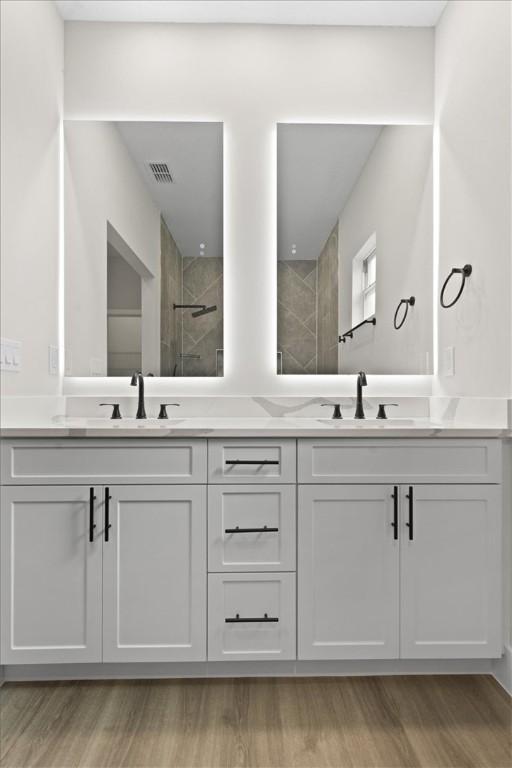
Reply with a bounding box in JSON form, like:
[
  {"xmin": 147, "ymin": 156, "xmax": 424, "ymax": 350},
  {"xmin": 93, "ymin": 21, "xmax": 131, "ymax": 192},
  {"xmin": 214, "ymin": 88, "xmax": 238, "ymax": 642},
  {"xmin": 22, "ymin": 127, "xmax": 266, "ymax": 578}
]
[{"xmin": 0, "ymin": 676, "xmax": 510, "ymax": 768}]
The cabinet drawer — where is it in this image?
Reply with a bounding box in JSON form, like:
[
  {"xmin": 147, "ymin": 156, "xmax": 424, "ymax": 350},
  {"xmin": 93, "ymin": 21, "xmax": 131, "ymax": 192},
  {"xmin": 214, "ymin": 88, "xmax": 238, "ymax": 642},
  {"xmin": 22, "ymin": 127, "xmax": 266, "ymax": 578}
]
[
  {"xmin": 208, "ymin": 439, "xmax": 296, "ymax": 483},
  {"xmin": 208, "ymin": 572, "xmax": 296, "ymax": 661},
  {"xmin": 1, "ymin": 439, "xmax": 207, "ymax": 484},
  {"xmin": 208, "ymin": 485, "xmax": 296, "ymax": 572},
  {"xmin": 298, "ymin": 439, "xmax": 501, "ymax": 484}
]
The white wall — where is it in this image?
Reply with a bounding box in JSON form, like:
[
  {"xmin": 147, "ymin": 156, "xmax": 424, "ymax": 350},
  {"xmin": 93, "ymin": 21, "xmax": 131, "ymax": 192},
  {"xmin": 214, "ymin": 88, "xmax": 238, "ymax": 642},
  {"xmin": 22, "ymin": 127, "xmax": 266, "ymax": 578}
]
[
  {"xmin": 2, "ymin": 9, "xmax": 510, "ymax": 399},
  {"xmin": 435, "ymin": 0, "xmax": 512, "ymax": 397},
  {"xmin": 63, "ymin": 22, "xmax": 434, "ymax": 397},
  {"xmin": 338, "ymin": 125, "xmax": 433, "ymax": 375},
  {"xmin": 0, "ymin": 0, "xmax": 63, "ymax": 396},
  {"xmin": 64, "ymin": 121, "xmax": 161, "ymax": 375}
]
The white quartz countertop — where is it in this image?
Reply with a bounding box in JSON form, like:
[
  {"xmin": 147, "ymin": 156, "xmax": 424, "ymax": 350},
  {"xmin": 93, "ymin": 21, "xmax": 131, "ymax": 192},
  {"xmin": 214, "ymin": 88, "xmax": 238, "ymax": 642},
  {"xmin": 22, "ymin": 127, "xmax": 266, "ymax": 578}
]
[{"xmin": 0, "ymin": 417, "xmax": 509, "ymax": 438}]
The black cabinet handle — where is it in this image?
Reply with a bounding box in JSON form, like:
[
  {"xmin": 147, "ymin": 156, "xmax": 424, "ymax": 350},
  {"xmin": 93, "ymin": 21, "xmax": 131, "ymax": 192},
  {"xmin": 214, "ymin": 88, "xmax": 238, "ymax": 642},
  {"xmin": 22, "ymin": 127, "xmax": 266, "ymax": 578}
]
[
  {"xmin": 225, "ymin": 525, "xmax": 279, "ymax": 534},
  {"xmin": 225, "ymin": 613, "xmax": 279, "ymax": 623},
  {"xmin": 391, "ymin": 486, "xmax": 398, "ymax": 540},
  {"xmin": 104, "ymin": 487, "xmax": 112, "ymax": 542},
  {"xmin": 89, "ymin": 487, "xmax": 96, "ymax": 542},
  {"xmin": 405, "ymin": 486, "xmax": 414, "ymax": 540},
  {"xmin": 225, "ymin": 459, "xmax": 279, "ymax": 466}
]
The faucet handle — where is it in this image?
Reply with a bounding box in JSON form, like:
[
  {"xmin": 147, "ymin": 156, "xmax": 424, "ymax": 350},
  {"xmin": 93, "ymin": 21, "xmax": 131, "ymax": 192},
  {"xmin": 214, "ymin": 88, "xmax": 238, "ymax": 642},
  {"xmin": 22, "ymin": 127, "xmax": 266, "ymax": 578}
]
[
  {"xmin": 158, "ymin": 403, "xmax": 180, "ymax": 420},
  {"xmin": 321, "ymin": 403, "xmax": 344, "ymax": 420},
  {"xmin": 99, "ymin": 403, "xmax": 122, "ymax": 420},
  {"xmin": 376, "ymin": 403, "xmax": 399, "ymax": 420}
]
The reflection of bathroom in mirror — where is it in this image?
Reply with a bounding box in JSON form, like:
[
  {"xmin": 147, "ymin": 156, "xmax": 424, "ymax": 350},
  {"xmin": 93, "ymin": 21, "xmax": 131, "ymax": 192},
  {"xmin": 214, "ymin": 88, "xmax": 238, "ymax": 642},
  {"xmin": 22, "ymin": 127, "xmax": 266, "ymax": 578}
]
[
  {"xmin": 277, "ymin": 123, "xmax": 433, "ymax": 375},
  {"xmin": 65, "ymin": 121, "xmax": 223, "ymax": 376}
]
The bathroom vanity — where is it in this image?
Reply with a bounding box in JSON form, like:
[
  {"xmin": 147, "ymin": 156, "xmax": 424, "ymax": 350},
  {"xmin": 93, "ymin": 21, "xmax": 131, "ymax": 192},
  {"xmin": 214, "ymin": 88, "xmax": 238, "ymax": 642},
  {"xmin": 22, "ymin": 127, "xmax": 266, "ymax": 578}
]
[{"xmin": 0, "ymin": 432, "xmax": 504, "ymax": 675}]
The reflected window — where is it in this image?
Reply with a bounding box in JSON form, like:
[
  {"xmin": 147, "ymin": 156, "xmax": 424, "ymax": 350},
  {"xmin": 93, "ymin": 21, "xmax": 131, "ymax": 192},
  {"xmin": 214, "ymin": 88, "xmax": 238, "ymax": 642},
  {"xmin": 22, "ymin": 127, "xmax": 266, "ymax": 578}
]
[
  {"xmin": 362, "ymin": 248, "xmax": 377, "ymax": 320},
  {"xmin": 352, "ymin": 233, "xmax": 377, "ymax": 326}
]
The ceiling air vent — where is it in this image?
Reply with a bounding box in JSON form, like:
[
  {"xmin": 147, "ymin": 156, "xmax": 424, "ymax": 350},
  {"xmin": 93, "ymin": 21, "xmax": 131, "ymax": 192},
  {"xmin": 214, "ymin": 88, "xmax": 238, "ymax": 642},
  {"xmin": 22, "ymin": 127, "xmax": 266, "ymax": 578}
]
[{"xmin": 148, "ymin": 162, "xmax": 173, "ymax": 183}]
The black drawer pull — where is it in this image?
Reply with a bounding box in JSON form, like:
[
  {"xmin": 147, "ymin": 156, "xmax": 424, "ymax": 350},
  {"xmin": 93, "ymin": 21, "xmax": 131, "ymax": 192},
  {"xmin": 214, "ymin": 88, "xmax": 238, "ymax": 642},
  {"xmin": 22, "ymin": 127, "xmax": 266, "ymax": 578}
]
[
  {"xmin": 89, "ymin": 487, "xmax": 96, "ymax": 542},
  {"xmin": 104, "ymin": 487, "xmax": 112, "ymax": 542},
  {"xmin": 225, "ymin": 613, "xmax": 279, "ymax": 623},
  {"xmin": 405, "ymin": 486, "xmax": 414, "ymax": 540},
  {"xmin": 225, "ymin": 525, "xmax": 279, "ymax": 534},
  {"xmin": 225, "ymin": 459, "xmax": 279, "ymax": 466},
  {"xmin": 391, "ymin": 486, "xmax": 398, "ymax": 540}
]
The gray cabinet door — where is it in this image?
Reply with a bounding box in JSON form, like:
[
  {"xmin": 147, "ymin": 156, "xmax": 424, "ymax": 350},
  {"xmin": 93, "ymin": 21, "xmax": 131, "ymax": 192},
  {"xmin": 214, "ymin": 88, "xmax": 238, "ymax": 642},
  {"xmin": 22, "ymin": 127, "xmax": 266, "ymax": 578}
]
[
  {"xmin": 102, "ymin": 485, "xmax": 207, "ymax": 662},
  {"xmin": 400, "ymin": 484, "xmax": 502, "ymax": 659},
  {"xmin": 298, "ymin": 484, "xmax": 399, "ymax": 660},
  {"xmin": 1, "ymin": 486, "xmax": 102, "ymax": 664}
]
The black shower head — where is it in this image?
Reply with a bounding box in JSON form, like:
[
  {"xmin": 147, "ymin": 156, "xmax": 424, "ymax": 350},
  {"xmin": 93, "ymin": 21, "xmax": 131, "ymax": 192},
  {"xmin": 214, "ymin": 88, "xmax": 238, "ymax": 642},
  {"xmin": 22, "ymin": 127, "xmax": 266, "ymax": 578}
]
[
  {"xmin": 173, "ymin": 303, "xmax": 217, "ymax": 318},
  {"xmin": 191, "ymin": 304, "xmax": 217, "ymax": 318}
]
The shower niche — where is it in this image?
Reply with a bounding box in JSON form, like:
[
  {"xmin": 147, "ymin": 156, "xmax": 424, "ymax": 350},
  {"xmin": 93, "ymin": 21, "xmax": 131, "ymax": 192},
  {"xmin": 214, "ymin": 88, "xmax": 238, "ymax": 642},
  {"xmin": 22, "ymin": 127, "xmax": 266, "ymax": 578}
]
[{"xmin": 64, "ymin": 120, "xmax": 223, "ymax": 377}]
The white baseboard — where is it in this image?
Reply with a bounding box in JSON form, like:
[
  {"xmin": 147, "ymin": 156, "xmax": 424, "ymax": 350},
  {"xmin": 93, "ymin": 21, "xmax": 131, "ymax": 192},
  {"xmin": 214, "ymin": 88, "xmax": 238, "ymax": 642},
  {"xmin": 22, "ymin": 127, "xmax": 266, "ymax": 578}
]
[
  {"xmin": 3, "ymin": 657, "xmax": 495, "ymax": 683},
  {"xmin": 492, "ymin": 643, "xmax": 512, "ymax": 696}
]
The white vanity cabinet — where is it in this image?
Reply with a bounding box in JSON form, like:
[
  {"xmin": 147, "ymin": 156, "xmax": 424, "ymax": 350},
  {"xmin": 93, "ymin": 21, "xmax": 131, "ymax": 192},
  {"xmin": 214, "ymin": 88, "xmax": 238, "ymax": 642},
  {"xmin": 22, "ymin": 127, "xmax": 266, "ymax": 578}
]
[
  {"xmin": 0, "ymin": 436, "xmax": 504, "ymax": 670},
  {"xmin": 297, "ymin": 438, "xmax": 503, "ymax": 661},
  {"xmin": 298, "ymin": 483, "xmax": 502, "ymax": 660},
  {"xmin": 0, "ymin": 440, "xmax": 208, "ymax": 665}
]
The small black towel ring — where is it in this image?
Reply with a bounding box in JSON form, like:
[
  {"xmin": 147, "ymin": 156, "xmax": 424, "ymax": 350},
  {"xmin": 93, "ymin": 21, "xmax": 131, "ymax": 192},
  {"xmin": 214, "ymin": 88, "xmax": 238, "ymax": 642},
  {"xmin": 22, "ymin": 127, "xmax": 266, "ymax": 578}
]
[
  {"xmin": 393, "ymin": 296, "xmax": 416, "ymax": 330},
  {"xmin": 440, "ymin": 264, "xmax": 472, "ymax": 308}
]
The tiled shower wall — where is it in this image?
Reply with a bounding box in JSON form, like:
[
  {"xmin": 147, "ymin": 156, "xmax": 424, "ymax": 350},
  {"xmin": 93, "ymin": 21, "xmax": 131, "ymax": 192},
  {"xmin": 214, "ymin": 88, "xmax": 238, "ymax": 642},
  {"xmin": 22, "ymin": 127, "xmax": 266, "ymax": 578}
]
[
  {"xmin": 277, "ymin": 225, "xmax": 339, "ymax": 375},
  {"xmin": 317, "ymin": 224, "xmax": 339, "ymax": 374},
  {"xmin": 160, "ymin": 218, "xmax": 183, "ymax": 376},
  {"xmin": 182, "ymin": 256, "xmax": 223, "ymax": 376},
  {"xmin": 277, "ymin": 260, "xmax": 317, "ymax": 374},
  {"xmin": 160, "ymin": 217, "xmax": 223, "ymax": 376}
]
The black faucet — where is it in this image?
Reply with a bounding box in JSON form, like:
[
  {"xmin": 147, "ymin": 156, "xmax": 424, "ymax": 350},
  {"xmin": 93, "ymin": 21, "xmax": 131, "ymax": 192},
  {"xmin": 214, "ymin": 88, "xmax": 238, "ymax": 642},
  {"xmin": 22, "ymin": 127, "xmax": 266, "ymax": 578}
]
[
  {"xmin": 130, "ymin": 372, "xmax": 152, "ymax": 419},
  {"xmin": 354, "ymin": 371, "xmax": 367, "ymax": 419}
]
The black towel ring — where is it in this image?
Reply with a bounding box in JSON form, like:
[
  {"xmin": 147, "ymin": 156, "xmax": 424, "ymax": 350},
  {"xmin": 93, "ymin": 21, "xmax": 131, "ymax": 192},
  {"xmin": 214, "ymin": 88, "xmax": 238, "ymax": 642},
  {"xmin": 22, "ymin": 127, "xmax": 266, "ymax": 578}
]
[
  {"xmin": 393, "ymin": 296, "xmax": 415, "ymax": 330},
  {"xmin": 440, "ymin": 264, "xmax": 472, "ymax": 308}
]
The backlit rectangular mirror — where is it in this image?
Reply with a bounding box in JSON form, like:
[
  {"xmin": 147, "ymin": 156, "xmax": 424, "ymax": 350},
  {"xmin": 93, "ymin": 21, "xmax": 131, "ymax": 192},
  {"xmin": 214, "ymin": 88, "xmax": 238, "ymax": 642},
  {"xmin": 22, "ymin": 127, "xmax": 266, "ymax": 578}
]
[
  {"xmin": 277, "ymin": 123, "xmax": 433, "ymax": 375},
  {"xmin": 65, "ymin": 121, "xmax": 223, "ymax": 376}
]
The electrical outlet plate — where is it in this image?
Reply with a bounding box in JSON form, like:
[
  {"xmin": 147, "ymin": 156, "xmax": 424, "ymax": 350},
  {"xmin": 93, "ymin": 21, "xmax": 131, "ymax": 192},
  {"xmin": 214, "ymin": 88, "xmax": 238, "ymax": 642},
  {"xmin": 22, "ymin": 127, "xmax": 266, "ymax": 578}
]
[
  {"xmin": 0, "ymin": 338, "xmax": 22, "ymax": 372},
  {"xmin": 90, "ymin": 357, "xmax": 103, "ymax": 376},
  {"xmin": 64, "ymin": 348, "xmax": 73, "ymax": 376},
  {"xmin": 48, "ymin": 345, "xmax": 59, "ymax": 375},
  {"xmin": 443, "ymin": 346, "xmax": 455, "ymax": 377}
]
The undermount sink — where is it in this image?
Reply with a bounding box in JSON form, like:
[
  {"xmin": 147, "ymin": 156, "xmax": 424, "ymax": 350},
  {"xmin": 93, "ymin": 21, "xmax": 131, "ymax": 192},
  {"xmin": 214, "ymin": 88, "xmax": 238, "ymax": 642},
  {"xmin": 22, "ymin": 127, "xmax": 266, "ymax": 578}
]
[
  {"xmin": 315, "ymin": 418, "xmax": 417, "ymax": 426},
  {"xmin": 55, "ymin": 417, "xmax": 182, "ymax": 427}
]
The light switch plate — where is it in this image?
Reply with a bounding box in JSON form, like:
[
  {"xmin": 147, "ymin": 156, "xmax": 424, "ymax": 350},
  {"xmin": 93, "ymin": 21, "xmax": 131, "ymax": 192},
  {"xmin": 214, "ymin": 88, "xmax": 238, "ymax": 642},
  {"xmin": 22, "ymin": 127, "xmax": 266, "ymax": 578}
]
[{"xmin": 0, "ymin": 338, "xmax": 22, "ymax": 372}]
